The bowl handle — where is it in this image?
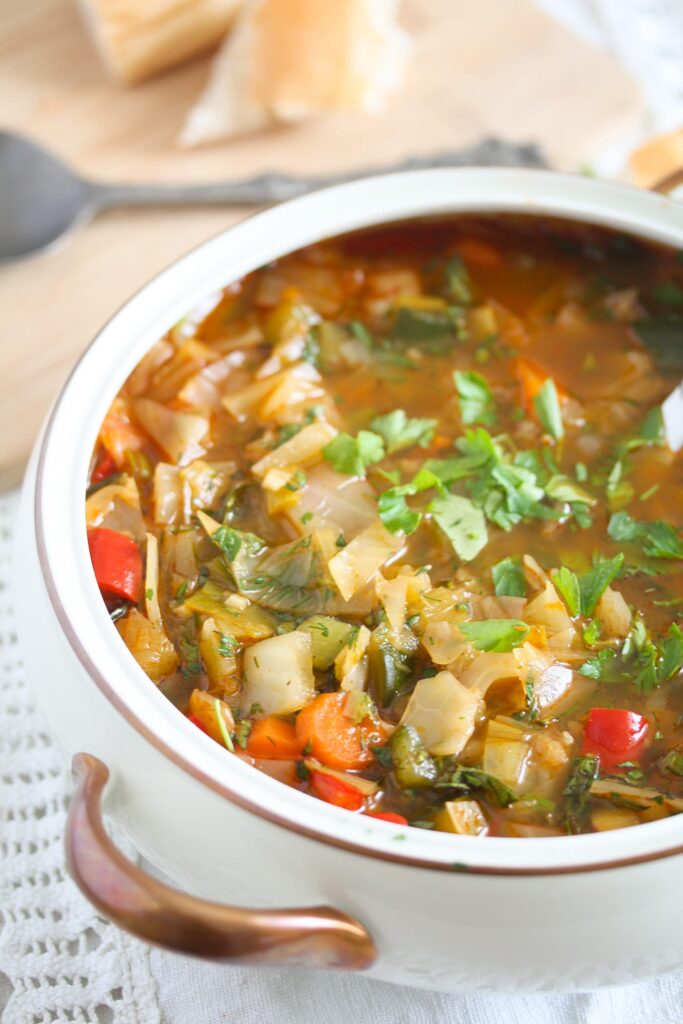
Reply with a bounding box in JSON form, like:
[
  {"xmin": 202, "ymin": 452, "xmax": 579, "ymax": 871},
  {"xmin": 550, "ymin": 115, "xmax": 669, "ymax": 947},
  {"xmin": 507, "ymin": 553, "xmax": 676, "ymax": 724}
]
[
  {"xmin": 66, "ymin": 752, "xmax": 377, "ymax": 969},
  {"xmin": 651, "ymin": 168, "xmax": 683, "ymax": 195}
]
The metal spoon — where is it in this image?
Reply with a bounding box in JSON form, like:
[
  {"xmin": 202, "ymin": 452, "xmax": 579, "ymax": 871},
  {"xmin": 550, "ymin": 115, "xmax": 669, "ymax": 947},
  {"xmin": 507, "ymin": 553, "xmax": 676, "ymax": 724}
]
[{"xmin": 0, "ymin": 131, "xmax": 547, "ymax": 264}]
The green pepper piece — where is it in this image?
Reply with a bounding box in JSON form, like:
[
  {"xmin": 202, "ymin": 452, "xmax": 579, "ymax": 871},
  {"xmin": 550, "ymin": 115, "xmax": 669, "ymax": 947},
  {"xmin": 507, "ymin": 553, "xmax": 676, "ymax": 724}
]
[
  {"xmin": 298, "ymin": 615, "xmax": 354, "ymax": 670},
  {"xmin": 391, "ymin": 307, "xmax": 456, "ymax": 342},
  {"xmin": 368, "ymin": 628, "xmax": 412, "ymax": 707},
  {"xmin": 389, "ymin": 724, "xmax": 438, "ymax": 789}
]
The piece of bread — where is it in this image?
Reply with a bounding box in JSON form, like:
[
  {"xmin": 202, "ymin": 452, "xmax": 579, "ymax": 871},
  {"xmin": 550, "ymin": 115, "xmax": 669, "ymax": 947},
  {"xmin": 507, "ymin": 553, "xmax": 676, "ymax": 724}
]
[
  {"xmin": 180, "ymin": 0, "xmax": 409, "ymax": 146},
  {"xmin": 629, "ymin": 129, "xmax": 683, "ymax": 189},
  {"xmin": 77, "ymin": 0, "xmax": 244, "ymax": 84}
]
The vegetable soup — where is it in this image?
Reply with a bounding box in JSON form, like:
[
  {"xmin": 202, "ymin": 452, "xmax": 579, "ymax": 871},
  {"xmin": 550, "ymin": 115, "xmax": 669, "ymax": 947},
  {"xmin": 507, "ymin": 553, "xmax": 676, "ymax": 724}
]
[{"xmin": 86, "ymin": 215, "xmax": 683, "ymax": 837}]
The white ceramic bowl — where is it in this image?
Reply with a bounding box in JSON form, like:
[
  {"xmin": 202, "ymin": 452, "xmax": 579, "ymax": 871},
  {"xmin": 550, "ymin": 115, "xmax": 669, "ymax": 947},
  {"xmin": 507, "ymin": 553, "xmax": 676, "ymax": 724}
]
[{"xmin": 15, "ymin": 168, "xmax": 683, "ymax": 992}]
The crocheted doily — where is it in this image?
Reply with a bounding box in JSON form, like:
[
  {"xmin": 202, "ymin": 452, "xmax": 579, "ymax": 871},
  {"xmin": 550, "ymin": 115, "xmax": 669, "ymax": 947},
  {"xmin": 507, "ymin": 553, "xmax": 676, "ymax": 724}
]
[{"xmin": 0, "ymin": 493, "xmax": 161, "ymax": 1024}]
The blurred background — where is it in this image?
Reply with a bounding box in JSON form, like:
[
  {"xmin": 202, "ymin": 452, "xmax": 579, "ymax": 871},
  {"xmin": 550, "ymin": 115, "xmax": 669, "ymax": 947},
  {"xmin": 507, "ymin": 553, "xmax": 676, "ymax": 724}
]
[{"xmin": 1, "ymin": 0, "xmax": 681, "ymax": 488}]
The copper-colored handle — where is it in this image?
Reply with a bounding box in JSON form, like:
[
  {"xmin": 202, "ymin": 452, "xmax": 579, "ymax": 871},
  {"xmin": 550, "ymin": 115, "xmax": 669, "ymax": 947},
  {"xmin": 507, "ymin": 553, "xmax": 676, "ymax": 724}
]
[
  {"xmin": 66, "ymin": 753, "xmax": 377, "ymax": 969},
  {"xmin": 651, "ymin": 167, "xmax": 683, "ymax": 195}
]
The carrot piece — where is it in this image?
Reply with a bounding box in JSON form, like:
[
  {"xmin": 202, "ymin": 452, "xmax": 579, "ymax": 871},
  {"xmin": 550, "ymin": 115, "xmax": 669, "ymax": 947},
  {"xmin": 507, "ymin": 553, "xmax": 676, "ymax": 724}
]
[
  {"xmin": 456, "ymin": 239, "xmax": 502, "ymax": 270},
  {"xmin": 365, "ymin": 811, "xmax": 409, "ymax": 825},
  {"xmin": 247, "ymin": 717, "xmax": 303, "ymax": 760},
  {"xmin": 99, "ymin": 398, "xmax": 145, "ymax": 468},
  {"xmin": 424, "ymin": 433, "xmax": 452, "ymax": 454},
  {"xmin": 295, "ymin": 692, "xmax": 384, "ymax": 771},
  {"xmin": 515, "ymin": 356, "xmax": 568, "ymax": 413},
  {"xmin": 309, "ymin": 769, "xmax": 364, "ymax": 811}
]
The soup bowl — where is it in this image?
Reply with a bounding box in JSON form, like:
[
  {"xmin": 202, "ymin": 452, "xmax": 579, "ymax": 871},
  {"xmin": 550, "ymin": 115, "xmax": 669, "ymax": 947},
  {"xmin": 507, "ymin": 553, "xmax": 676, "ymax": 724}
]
[{"xmin": 15, "ymin": 167, "xmax": 683, "ymax": 993}]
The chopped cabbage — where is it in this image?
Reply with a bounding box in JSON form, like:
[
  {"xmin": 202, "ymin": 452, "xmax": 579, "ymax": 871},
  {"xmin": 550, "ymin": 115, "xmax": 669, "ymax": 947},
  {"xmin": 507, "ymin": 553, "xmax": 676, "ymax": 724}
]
[
  {"xmin": 133, "ymin": 398, "xmax": 208, "ymax": 466},
  {"xmin": 399, "ymin": 671, "xmax": 480, "ymax": 756},
  {"xmin": 116, "ymin": 608, "xmax": 178, "ymax": 683},
  {"xmin": 328, "ymin": 520, "xmax": 403, "ymax": 601}
]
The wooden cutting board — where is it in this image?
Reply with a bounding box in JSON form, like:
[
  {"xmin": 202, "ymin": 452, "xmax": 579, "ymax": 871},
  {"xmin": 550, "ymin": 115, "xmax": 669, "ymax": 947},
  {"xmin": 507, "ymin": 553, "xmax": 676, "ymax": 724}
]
[{"xmin": 0, "ymin": 0, "xmax": 641, "ymax": 487}]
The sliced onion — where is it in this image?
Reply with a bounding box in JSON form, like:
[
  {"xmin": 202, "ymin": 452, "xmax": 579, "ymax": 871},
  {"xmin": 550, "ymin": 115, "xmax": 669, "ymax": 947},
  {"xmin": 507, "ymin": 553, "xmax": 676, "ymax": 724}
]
[
  {"xmin": 144, "ymin": 533, "xmax": 163, "ymax": 629},
  {"xmin": 525, "ymin": 580, "xmax": 574, "ymax": 636},
  {"xmin": 595, "ymin": 586, "xmax": 632, "ymax": 638},
  {"xmin": 127, "ymin": 340, "xmax": 174, "ymax": 396},
  {"xmin": 483, "ymin": 718, "xmax": 531, "ymax": 791},
  {"xmin": 421, "ymin": 620, "xmax": 466, "ymax": 665},
  {"xmin": 399, "ymin": 671, "xmax": 480, "ymax": 757},
  {"xmin": 173, "ymin": 529, "xmax": 198, "ymax": 580},
  {"xmin": 480, "ymin": 595, "xmax": 526, "ymax": 619},
  {"xmin": 328, "ymin": 520, "xmax": 403, "ymax": 601},
  {"xmin": 153, "ymin": 463, "xmax": 182, "ymax": 526},
  {"xmin": 460, "ymin": 652, "xmax": 519, "ymax": 698},
  {"xmin": 86, "ymin": 475, "xmax": 146, "ymax": 542},
  {"xmin": 376, "ymin": 575, "xmax": 408, "ymax": 632},
  {"xmin": 285, "ymin": 463, "xmax": 378, "ymax": 539},
  {"xmin": 251, "ymin": 422, "xmax": 337, "ymax": 485},
  {"xmin": 133, "ymin": 399, "xmax": 208, "ymax": 466}
]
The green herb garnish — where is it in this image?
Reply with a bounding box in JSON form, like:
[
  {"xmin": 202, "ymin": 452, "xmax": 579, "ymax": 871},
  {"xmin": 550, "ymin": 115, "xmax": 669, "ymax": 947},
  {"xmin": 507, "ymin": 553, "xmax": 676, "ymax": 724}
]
[
  {"xmin": 454, "ymin": 370, "xmax": 496, "ymax": 426},
  {"xmin": 459, "ymin": 618, "xmax": 530, "ymax": 652},
  {"xmin": 563, "ymin": 754, "xmax": 600, "ymax": 833},
  {"xmin": 323, "ymin": 430, "xmax": 385, "ymax": 476},
  {"xmin": 608, "ymin": 511, "xmax": 683, "ymax": 560},
  {"xmin": 533, "ymin": 378, "xmax": 564, "ymax": 441},
  {"xmin": 430, "ymin": 493, "xmax": 488, "ymax": 561},
  {"xmin": 491, "ymin": 556, "xmax": 526, "ymax": 598},
  {"xmin": 370, "ymin": 409, "xmax": 438, "ymax": 453}
]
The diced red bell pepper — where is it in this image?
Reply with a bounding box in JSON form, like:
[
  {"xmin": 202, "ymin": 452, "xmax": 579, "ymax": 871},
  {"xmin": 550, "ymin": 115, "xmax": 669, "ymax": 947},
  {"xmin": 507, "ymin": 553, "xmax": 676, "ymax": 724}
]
[
  {"xmin": 87, "ymin": 528, "xmax": 142, "ymax": 604},
  {"xmin": 365, "ymin": 811, "xmax": 409, "ymax": 825},
  {"xmin": 91, "ymin": 449, "xmax": 117, "ymax": 484},
  {"xmin": 581, "ymin": 708, "xmax": 649, "ymax": 771},
  {"xmin": 309, "ymin": 769, "xmax": 364, "ymax": 811},
  {"xmin": 187, "ymin": 714, "xmax": 208, "ymax": 734}
]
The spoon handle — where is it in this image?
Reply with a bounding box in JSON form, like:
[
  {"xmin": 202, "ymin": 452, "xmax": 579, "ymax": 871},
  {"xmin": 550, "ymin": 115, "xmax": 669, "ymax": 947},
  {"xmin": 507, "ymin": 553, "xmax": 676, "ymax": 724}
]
[{"xmin": 92, "ymin": 140, "xmax": 547, "ymax": 209}]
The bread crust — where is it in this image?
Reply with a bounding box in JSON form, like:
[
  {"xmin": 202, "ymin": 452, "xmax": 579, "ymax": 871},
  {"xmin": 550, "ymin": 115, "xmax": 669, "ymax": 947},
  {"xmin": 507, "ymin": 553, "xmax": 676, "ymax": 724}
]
[
  {"xmin": 78, "ymin": 0, "xmax": 244, "ymax": 84},
  {"xmin": 629, "ymin": 130, "xmax": 683, "ymax": 188},
  {"xmin": 180, "ymin": 0, "xmax": 409, "ymax": 146}
]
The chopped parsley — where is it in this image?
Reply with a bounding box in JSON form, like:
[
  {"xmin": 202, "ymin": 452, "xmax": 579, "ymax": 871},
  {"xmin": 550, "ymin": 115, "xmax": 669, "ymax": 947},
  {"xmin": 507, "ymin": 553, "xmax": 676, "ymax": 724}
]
[
  {"xmin": 553, "ymin": 566, "xmax": 581, "ymax": 617},
  {"xmin": 579, "ymin": 620, "xmax": 683, "ymax": 693},
  {"xmin": 454, "ymin": 370, "xmax": 496, "ymax": 426},
  {"xmin": 608, "ymin": 511, "xmax": 683, "ymax": 560},
  {"xmin": 234, "ymin": 718, "xmax": 253, "ymax": 749},
  {"xmin": 442, "ymin": 765, "xmax": 517, "ymax": 807},
  {"xmin": 662, "ymin": 750, "xmax": 683, "ymax": 777},
  {"xmin": 323, "ymin": 430, "xmax": 385, "ymax": 476},
  {"xmin": 578, "ymin": 554, "xmax": 625, "ymax": 616},
  {"xmin": 429, "ymin": 493, "xmax": 488, "ymax": 561},
  {"xmin": 444, "ymin": 254, "xmax": 473, "ymax": 305},
  {"xmin": 583, "ymin": 619, "xmax": 602, "ymax": 647},
  {"xmin": 378, "ymin": 488, "xmax": 422, "ymax": 535},
  {"xmin": 459, "ymin": 618, "xmax": 530, "ymax": 653},
  {"xmin": 563, "ymin": 754, "xmax": 600, "ymax": 833},
  {"xmin": 370, "ymin": 409, "xmax": 438, "ymax": 453},
  {"xmin": 491, "ymin": 556, "xmax": 526, "ymax": 598},
  {"xmin": 178, "ymin": 632, "xmax": 201, "ymax": 678},
  {"xmin": 216, "ymin": 633, "xmax": 239, "ymax": 658},
  {"xmin": 553, "ymin": 554, "xmax": 624, "ymax": 618},
  {"xmin": 533, "ymin": 378, "xmax": 564, "ymax": 441}
]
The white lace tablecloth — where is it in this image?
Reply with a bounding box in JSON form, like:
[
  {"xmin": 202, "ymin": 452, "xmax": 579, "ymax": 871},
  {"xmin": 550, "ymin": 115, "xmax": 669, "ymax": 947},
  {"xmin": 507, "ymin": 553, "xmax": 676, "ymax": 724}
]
[
  {"xmin": 2, "ymin": 486, "xmax": 683, "ymax": 1023},
  {"xmin": 534, "ymin": 0, "xmax": 683, "ymax": 131}
]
